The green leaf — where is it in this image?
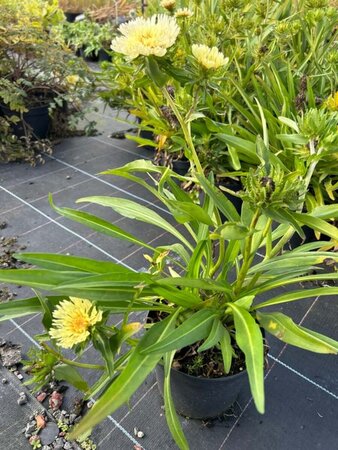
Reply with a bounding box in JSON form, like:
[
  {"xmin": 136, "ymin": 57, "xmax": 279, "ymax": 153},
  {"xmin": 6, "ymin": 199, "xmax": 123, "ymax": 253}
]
[
  {"xmin": 0, "ymin": 296, "xmax": 62, "ymax": 321},
  {"xmin": 198, "ymin": 318, "xmax": 223, "ymax": 352},
  {"xmin": 146, "ymin": 56, "xmax": 169, "ymax": 87},
  {"xmin": 54, "ymin": 364, "xmax": 89, "ymax": 392},
  {"xmin": 76, "ymin": 196, "xmax": 192, "ymax": 250},
  {"xmin": 167, "ymin": 200, "xmax": 213, "ymax": 225},
  {"xmin": 163, "ymin": 352, "xmax": 189, "ymax": 450},
  {"xmin": 152, "ymin": 285, "xmax": 202, "ymax": 308},
  {"xmin": 0, "ymin": 269, "xmax": 88, "ymax": 290},
  {"xmin": 220, "ymin": 326, "xmax": 232, "ymax": 374},
  {"xmin": 293, "ymin": 212, "xmax": 338, "ymax": 240},
  {"xmin": 215, "ymin": 223, "xmax": 251, "ymax": 240},
  {"xmin": 141, "ymin": 309, "xmax": 218, "ymax": 354},
  {"xmin": 50, "ymin": 197, "xmax": 155, "ymax": 251},
  {"xmin": 14, "ymin": 253, "xmax": 132, "ymax": 274},
  {"xmin": 254, "ymin": 287, "xmax": 338, "ymax": 310},
  {"xmin": 33, "ymin": 290, "xmax": 53, "ymax": 330},
  {"xmin": 69, "ymin": 312, "xmax": 179, "ymax": 440},
  {"xmin": 155, "ymin": 277, "xmax": 231, "ymax": 292},
  {"xmin": 227, "ymin": 304, "xmax": 264, "ymax": 413},
  {"xmin": 257, "ymin": 312, "xmax": 338, "ymax": 354},
  {"xmin": 196, "ymin": 174, "xmax": 240, "ymax": 222}
]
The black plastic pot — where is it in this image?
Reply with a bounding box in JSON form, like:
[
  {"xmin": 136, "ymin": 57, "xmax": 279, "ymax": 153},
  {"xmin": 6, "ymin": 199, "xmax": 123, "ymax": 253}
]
[
  {"xmin": 155, "ymin": 363, "xmax": 248, "ymax": 419},
  {"xmin": 64, "ymin": 12, "xmax": 79, "ymax": 22},
  {"xmin": 98, "ymin": 48, "xmax": 111, "ymax": 62},
  {"xmin": 79, "ymin": 47, "xmax": 99, "ymax": 62},
  {"xmin": 172, "ymin": 158, "xmax": 190, "ymax": 176},
  {"xmin": 0, "ymin": 103, "xmax": 50, "ymax": 139}
]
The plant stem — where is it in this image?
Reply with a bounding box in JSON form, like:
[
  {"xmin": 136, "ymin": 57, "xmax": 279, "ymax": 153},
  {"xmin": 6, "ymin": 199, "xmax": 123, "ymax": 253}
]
[
  {"xmin": 162, "ymin": 88, "xmax": 203, "ymax": 175},
  {"xmin": 234, "ymin": 208, "xmax": 260, "ymax": 295},
  {"xmin": 42, "ymin": 343, "xmax": 105, "ymax": 371}
]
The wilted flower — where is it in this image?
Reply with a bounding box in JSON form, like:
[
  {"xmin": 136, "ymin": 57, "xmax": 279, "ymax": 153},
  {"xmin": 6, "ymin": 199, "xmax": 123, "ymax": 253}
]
[
  {"xmin": 175, "ymin": 8, "xmax": 194, "ymax": 18},
  {"xmin": 111, "ymin": 15, "xmax": 180, "ymax": 59},
  {"xmin": 161, "ymin": 0, "xmax": 176, "ymax": 11},
  {"xmin": 192, "ymin": 44, "xmax": 229, "ymax": 70},
  {"xmin": 49, "ymin": 297, "xmax": 102, "ymax": 348}
]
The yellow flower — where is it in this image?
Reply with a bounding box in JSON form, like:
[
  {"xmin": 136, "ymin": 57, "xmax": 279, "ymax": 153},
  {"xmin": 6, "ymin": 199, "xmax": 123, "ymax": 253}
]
[
  {"xmin": 65, "ymin": 75, "xmax": 80, "ymax": 85},
  {"xmin": 192, "ymin": 44, "xmax": 229, "ymax": 70},
  {"xmin": 161, "ymin": 0, "xmax": 176, "ymax": 11},
  {"xmin": 175, "ymin": 8, "xmax": 194, "ymax": 18},
  {"xmin": 49, "ymin": 297, "xmax": 102, "ymax": 348},
  {"xmin": 111, "ymin": 14, "xmax": 180, "ymax": 59},
  {"xmin": 324, "ymin": 92, "xmax": 338, "ymax": 111}
]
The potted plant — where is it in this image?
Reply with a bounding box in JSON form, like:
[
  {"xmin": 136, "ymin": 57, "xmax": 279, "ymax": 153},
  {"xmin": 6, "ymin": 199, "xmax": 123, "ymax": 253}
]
[
  {"xmin": 0, "ymin": 0, "xmax": 96, "ymax": 145},
  {"xmin": 0, "ymin": 150, "xmax": 337, "ymax": 448}
]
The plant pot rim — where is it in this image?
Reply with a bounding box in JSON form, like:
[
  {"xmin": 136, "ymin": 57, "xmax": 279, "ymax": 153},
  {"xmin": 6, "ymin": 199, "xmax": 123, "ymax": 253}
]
[{"xmin": 158, "ymin": 360, "xmax": 248, "ymax": 382}]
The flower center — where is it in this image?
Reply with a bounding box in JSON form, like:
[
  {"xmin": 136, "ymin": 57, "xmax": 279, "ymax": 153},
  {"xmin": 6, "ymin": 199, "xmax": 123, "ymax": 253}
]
[{"xmin": 71, "ymin": 314, "xmax": 89, "ymax": 333}]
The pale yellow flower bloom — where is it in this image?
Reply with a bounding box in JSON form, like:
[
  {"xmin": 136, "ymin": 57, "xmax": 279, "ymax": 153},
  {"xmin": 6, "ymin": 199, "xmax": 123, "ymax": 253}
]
[
  {"xmin": 175, "ymin": 8, "xmax": 193, "ymax": 18},
  {"xmin": 161, "ymin": 0, "xmax": 176, "ymax": 10},
  {"xmin": 325, "ymin": 92, "xmax": 338, "ymax": 111},
  {"xmin": 49, "ymin": 297, "xmax": 102, "ymax": 348},
  {"xmin": 192, "ymin": 44, "xmax": 229, "ymax": 70},
  {"xmin": 111, "ymin": 14, "xmax": 180, "ymax": 59}
]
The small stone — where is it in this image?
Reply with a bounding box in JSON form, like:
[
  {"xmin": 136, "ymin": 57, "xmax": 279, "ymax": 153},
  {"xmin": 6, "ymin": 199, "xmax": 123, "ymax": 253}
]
[
  {"xmin": 36, "ymin": 392, "xmax": 47, "ymax": 402},
  {"xmin": 133, "ymin": 446, "xmax": 142, "ymax": 450},
  {"xmin": 87, "ymin": 400, "xmax": 94, "ymax": 409},
  {"xmin": 133, "ymin": 427, "xmax": 138, "ymax": 436},
  {"xmin": 2, "ymin": 378, "xmax": 8, "ymax": 384},
  {"xmin": 29, "ymin": 436, "xmax": 41, "ymax": 446},
  {"xmin": 39, "ymin": 422, "xmax": 59, "ymax": 445},
  {"xmin": 64, "ymin": 442, "xmax": 73, "ymax": 449},
  {"xmin": 66, "ymin": 175, "xmax": 71, "ymax": 180},
  {"xmin": 74, "ymin": 415, "xmax": 82, "ymax": 424},
  {"xmin": 16, "ymin": 373, "xmax": 24, "ymax": 380},
  {"xmin": 35, "ymin": 414, "xmax": 46, "ymax": 429},
  {"xmin": 49, "ymin": 391, "xmax": 63, "ymax": 410},
  {"xmin": 53, "ymin": 437, "xmax": 64, "ymax": 450},
  {"xmin": 17, "ymin": 393, "xmax": 27, "ymax": 405},
  {"xmin": 42, "ymin": 446, "xmax": 51, "ymax": 450},
  {"xmin": 137, "ymin": 431, "xmax": 145, "ymax": 438},
  {"xmin": 25, "ymin": 421, "xmax": 37, "ymax": 435},
  {"xmin": 69, "ymin": 413, "xmax": 77, "ymax": 424},
  {"xmin": 0, "ymin": 222, "xmax": 7, "ymax": 230}
]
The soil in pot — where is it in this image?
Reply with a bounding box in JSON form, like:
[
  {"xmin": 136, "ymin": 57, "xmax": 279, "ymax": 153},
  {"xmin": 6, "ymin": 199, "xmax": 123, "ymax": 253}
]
[
  {"xmin": 64, "ymin": 12, "xmax": 79, "ymax": 22},
  {"xmin": 79, "ymin": 47, "xmax": 99, "ymax": 62},
  {"xmin": 148, "ymin": 311, "xmax": 264, "ymax": 419},
  {"xmin": 0, "ymin": 104, "xmax": 50, "ymax": 139}
]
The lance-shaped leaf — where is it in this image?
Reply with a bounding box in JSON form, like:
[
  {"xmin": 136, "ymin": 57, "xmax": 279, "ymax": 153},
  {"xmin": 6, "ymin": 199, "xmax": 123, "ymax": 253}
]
[
  {"xmin": 14, "ymin": 253, "xmax": 132, "ymax": 274},
  {"xmin": 141, "ymin": 309, "xmax": 218, "ymax": 355},
  {"xmin": 152, "ymin": 285, "xmax": 202, "ymax": 308},
  {"xmin": 293, "ymin": 212, "xmax": 338, "ymax": 241},
  {"xmin": 227, "ymin": 303, "xmax": 265, "ymax": 414},
  {"xmin": 166, "ymin": 200, "xmax": 213, "ymax": 225},
  {"xmin": 163, "ymin": 352, "xmax": 189, "ymax": 450},
  {"xmin": 257, "ymin": 312, "xmax": 338, "ymax": 354},
  {"xmin": 76, "ymin": 196, "xmax": 193, "ymax": 250},
  {"xmin": 220, "ymin": 326, "xmax": 232, "ymax": 374},
  {"xmin": 50, "ymin": 196, "xmax": 155, "ymax": 251},
  {"xmin": 0, "ymin": 296, "xmax": 62, "ymax": 321},
  {"xmin": 69, "ymin": 311, "xmax": 179, "ymax": 439},
  {"xmin": 54, "ymin": 365, "xmax": 89, "ymax": 393},
  {"xmin": 198, "ymin": 318, "xmax": 224, "ymax": 352},
  {"xmin": 253, "ymin": 287, "xmax": 338, "ymax": 310},
  {"xmin": 0, "ymin": 269, "xmax": 88, "ymax": 290}
]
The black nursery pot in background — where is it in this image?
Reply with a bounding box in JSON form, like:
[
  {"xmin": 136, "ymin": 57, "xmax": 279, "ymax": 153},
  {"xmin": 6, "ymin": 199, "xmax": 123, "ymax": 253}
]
[
  {"xmin": 64, "ymin": 12, "xmax": 79, "ymax": 22},
  {"xmin": 172, "ymin": 157, "xmax": 190, "ymax": 176},
  {"xmin": 98, "ymin": 49, "xmax": 111, "ymax": 62},
  {"xmin": 0, "ymin": 104, "xmax": 50, "ymax": 139},
  {"xmin": 218, "ymin": 179, "xmax": 243, "ymax": 215},
  {"xmin": 155, "ymin": 363, "xmax": 248, "ymax": 419}
]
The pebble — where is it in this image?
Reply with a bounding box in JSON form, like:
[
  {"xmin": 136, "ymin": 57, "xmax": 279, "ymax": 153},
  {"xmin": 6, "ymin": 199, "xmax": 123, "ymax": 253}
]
[
  {"xmin": 35, "ymin": 414, "xmax": 46, "ymax": 429},
  {"xmin": 17, "ymin": 393, "xmax": 28, "ymax": 405},
  {"xmin": 69, "ymin": 413, "xmax": 77, "ymax": 424},
  {"xmin": 87, "ymin": 400, "xmax": 94, "ymax": 409},
  {"xmin": 2, "ymin": 378, "xmax": 8, "ymax": 384},
  {"xmin": 39, "ymin": 422, "xmax": 59, "ymax": 445},
  {"xmin": 137, "ymin": 431, "xmax": 145, "ymax": 438},
  {"xmin": 36, "ymin": 392, "xmax": 47, "ymax": 402},
  {"xmin": 64, "ymin": 442, "xmax": 73, "ymax": 449},
  {"xmin": 66, "ymin": 175, "xmax": 71, "ymax": 180},
  {"xmin": 42, "ymin": 446, "xmax": 52, "ymax": 450},
  {"xmin": 25, "ymin": 421, "xmax": 36, "ymax": 435}
]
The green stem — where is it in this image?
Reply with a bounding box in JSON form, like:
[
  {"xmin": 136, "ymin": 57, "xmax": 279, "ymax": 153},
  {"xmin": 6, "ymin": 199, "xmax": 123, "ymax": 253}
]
[
  {"xmin": 42, "ymin": 343, "xmax": 105, "ymax": 371},
  {"xmin": 162, "ymin": 88, "xmax": 203, "ymax": 175},
  {"xmin": 234, "ymin": 209, "xmax": 260, "ymax": 295}
]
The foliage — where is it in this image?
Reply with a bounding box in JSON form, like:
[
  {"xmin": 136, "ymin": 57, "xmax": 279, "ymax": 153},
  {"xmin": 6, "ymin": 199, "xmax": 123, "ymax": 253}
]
[
  {"xmin": 0, "ymin": 0, "xmax": 96, "ymax": 162},
  {"xmin": 0, "ymin": 148, "xmax": 337, "ymax": 448}
]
